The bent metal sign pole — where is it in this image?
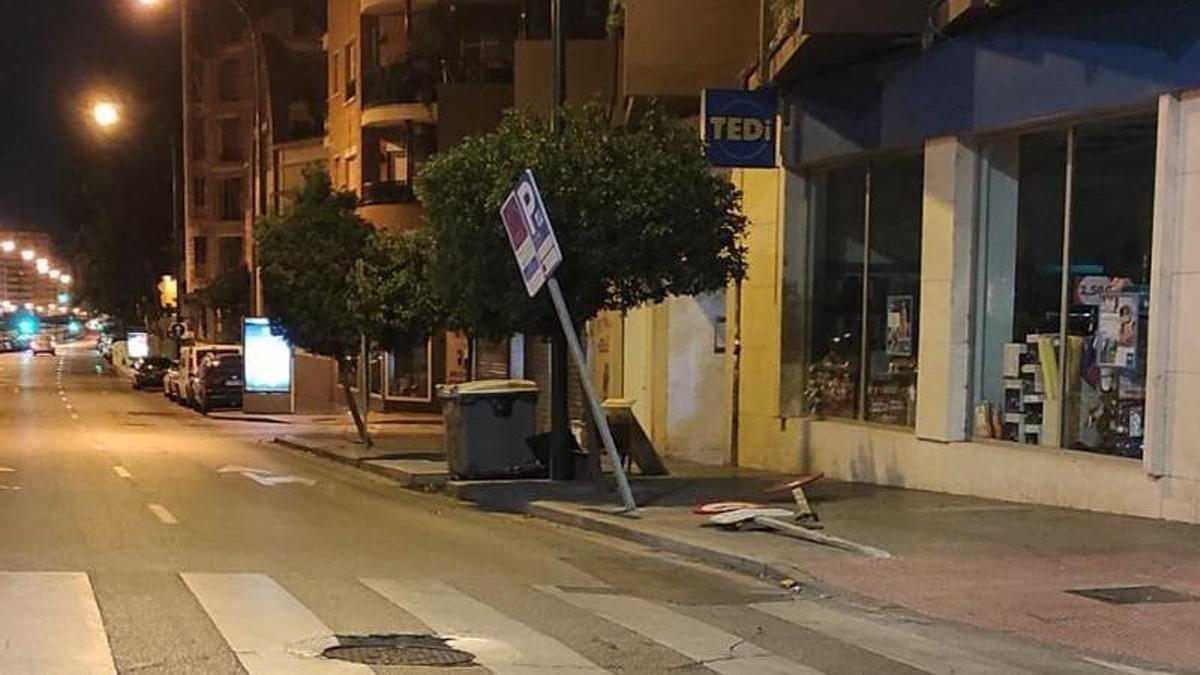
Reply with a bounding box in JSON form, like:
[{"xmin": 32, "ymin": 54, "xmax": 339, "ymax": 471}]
[{"xmin": 500, "ymin": 170, "xmax": 637, "ymax": 513}]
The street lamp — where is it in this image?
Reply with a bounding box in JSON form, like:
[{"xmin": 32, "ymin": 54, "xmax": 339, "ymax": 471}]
[{"xmin": 93, "ymin": 101, "xmax": 120, "ymax": 129}]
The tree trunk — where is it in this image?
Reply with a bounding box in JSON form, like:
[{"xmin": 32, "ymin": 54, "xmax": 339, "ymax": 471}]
[
  {"xmin": 340, "ymin": 360, "xmax": 372, "ymax": 447},
  {"xmin": 549, "ymin": 330, "xmax": 573, "ymax": 479}
]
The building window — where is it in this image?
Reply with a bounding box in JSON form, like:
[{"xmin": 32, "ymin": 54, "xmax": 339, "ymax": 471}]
[
  {"xmin": 219, "ymin": 176, "xmax": 245, "ymax": 221},
  {"xmin": 344, "ymin": 41, "xmax": 357, "ymax": 101},
  {"xmin": 805, "ymin": 154, "xmax": 924, "ymax": 426},
  {"xmin": 193, "ymin": 177, "xmax": 207, "ymax": 208},
  {"xmin": 193, "ymin": 236, "xmax": 208, "ymax": 268},
  {"xmin": 973, "ymin": 113, "xmax": 1156, "ymax": 458},
  {"xmin": 332, "ymin": 51, "xmax": 340, "ymax": 97},
  {"xmin": 219, "ymin": 118, "xmax": 243, "ymax": 162},
  {"xmin": 191, "ymin": 122, "xmax": 206, "ymax": 158},
  {"xmin": 218, "ymin": 236, "xmax": 243, "ymax": 273},
  {"xmin": 218, "ymin": 58, "xmax": 240, "ymax": 102},
  {"xmin": 388, "ymin": 340, "xmax": 431, "ymax": 400}
]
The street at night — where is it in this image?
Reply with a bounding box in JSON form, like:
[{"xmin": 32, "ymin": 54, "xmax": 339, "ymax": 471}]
[
  {"xmin": 4, "ymin": 0, "xmax": 1200, "ymax": 673},
  {"xmin": 0, "ymin": 342, "xmax": 1160, "ymax": 674}
]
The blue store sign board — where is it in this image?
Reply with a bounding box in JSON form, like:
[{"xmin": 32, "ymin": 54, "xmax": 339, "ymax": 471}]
[{"xmin": 702, "ymin": 88, "xmax": 777, "ymax": 168}]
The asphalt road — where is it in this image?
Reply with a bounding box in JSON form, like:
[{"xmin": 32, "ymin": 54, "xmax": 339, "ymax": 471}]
[{"xmin": 0, "ymin": 342, "xmax": 1151, "ymax": 674}]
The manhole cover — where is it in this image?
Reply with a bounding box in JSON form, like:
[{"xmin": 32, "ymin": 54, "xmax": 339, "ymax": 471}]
[
  {"xmin": 322, "ymin": 634, "xmax": 475, "ymax": 667},
  {"xmin": 1066, "ymin": 585, "xmax": 1199, "ymax": 605}
]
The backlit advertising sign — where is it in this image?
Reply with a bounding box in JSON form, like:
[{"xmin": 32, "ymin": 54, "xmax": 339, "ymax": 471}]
[{"xmin": 242, "ymin": 318, "xmax": 291, "ymax": 394}]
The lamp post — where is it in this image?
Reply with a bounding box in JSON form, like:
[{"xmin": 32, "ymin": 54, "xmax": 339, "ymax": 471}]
[{"xmin": 89, "ymin": 98, "xmax": 183, "ymax": 322}]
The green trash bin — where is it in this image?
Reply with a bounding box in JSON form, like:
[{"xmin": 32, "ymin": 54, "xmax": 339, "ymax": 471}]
[{"xmin": 437, "ymin": 379, "xmax": 543, "ymax": 479}]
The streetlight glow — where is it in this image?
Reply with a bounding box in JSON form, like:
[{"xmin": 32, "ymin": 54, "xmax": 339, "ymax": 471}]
[
  {"xmin": 49, "ymin": 269, "xmax": 61, "ymax": 279},
  {"xmin": 36, "ymin": 259, "xmax": 49, "ymax": 274},
  {"xmin": 21, "ymin": 250, "xmax": 33, "ymax": 261},
  {"xmin": 1, "ymin": 241, "xmax": 13, "ymax": 253},
  {"xmin": 93, "ymin": 101, "xmax": 120, "ymax": 129},
  {"xmin": 60, "ymin": 275, "xmax": 73, "ymax": 285}
]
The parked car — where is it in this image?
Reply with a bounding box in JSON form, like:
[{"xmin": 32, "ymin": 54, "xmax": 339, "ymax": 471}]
[
  {"xmin": 30, "ymin": 334, "xmax": 55, "ymax": 356},
  {"xmin": 163, "ymin": 365, "xmax": 182, "ymax": 401},
  {"xmin": 132, "ymin": 357, "xmax": 175, "ymax": 390},
  {"xmin": 0, "ymin": 334, "xmax": 16, "ymax": 353},
  {"xmin": 179, "ymin": 344, "xmax": 241, "ymax": 407},
  {"xmin": 193, "ymin": 353, "xmax": 244, "ymax": 413}
]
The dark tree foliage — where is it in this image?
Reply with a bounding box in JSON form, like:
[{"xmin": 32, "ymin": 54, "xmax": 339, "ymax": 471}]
[
  {"xmin": 348, "ymin": 228, "xmax": 443, "ymax": 350},
  {"xmin": 256, "ymin": 169, "xmax": 371, "ymax": 360},
  {"xmin": 415, "ymin": 103, "xmax": 748, "ymax": 341}
]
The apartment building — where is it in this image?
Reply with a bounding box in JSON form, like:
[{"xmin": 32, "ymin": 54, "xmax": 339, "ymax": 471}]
[
  {"xmin": 326, "ymin": 0, "xmax": 520, "ymax": 411},
  {"xmin": 182, "ymin": 0, "xmax": 326, "ymax": 340},
  {"xmin": 0, "ymin": 230, "xmax": 66, "ymax": 312}
]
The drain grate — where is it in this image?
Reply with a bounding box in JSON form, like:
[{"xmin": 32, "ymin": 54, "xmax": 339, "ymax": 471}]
[
  {"xmin": 322, "ymin": 634, "xmax": 475, "ymax": 667},
  {"xmin": 1066, "ymin": 585, "xmax": 1199, "ymax": 605}
]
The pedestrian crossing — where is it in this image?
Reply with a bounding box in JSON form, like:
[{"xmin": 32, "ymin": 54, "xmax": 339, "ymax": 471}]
[{"xmin": 0, "ymin": 571, "xmax": 1137, "ymax": 674}]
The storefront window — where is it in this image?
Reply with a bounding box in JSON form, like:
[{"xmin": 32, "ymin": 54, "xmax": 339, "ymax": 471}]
[
  {"xmin": 368, "ymin": 352, "xmax": 384, "ymax": 397},
  {"xmin": 807, "ymin": 155, "xmax": 924, "ymax": 425},
  {"xmin": 388, "ymin": 340, "xmax": 431, "ymax": 400},
  {"xmin": 972, "ymin": 114, "xmax": 1155, "ymax": 458}
]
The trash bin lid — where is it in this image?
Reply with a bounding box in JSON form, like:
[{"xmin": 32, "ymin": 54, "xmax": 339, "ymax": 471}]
[{"xmin": 441, "ymin": 379, "xmax": 539, "ymax": 397}]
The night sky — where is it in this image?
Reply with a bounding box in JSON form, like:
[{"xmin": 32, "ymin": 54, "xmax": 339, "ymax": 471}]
[{"xmin": 0, "ymin": 1, "xmax": 180, "ymax": 247}]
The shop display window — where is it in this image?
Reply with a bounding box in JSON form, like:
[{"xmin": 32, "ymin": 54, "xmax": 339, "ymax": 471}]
[
  {"xmin": 806, "ymin": 154, "xmax": 924, "ymax": 426},
  {"xmin": 972, "ymin": 114, "xmax": 1155, "ymax": 458}
]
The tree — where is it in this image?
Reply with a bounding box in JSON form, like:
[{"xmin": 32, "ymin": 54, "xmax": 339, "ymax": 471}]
[
  {"xmin": 416, "ymin": 102, "xmax": 749, "ymax": 473},
  {"xmin": 348, "ymin": 228, "xmax": 443, "ymax": 350},
  {"xmin": 256, "ymin": 169, "xmax": 374, "ymax": 442},
  {"xmin": 196, "ymin": 265, "xmax": 250, "ymax": 342}
]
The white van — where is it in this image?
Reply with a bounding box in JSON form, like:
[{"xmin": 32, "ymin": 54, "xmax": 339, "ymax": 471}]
[{"xmin": 178, "ymin": 344, "xmax": 241, "ymax": 407}]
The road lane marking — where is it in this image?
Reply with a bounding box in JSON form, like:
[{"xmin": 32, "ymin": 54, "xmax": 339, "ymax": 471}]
[
  {"xmin": 147, "ymin": 503, "xmax": 179, "ymax": 525},
  {"xmin": 0, "ymin": 467, "xmax": 14, "ymax": 472},
  {"xmin": 0, "ymin": 572, "xmax": 117, "ymax": 674},
  {"xmin": 541, "ymin": 586, "xmax": 815, "ymax": 675},
  {"xmin": 363, "ymin": 578, "xmax": 605, "ymax": 673},
  {"xmin": 181, "ymin": 573, "xmax": 369, "ymax": 673},
  {"xmin": 218, "ymin": 465, "xmax": 316, "ymax": 487},
  {"xmin": 112, "ymin": 466, "xmax": 131, "ymax": 479},
  {"xmin": 755, "ymin": 600, "xmax": 1026, "ymax": 675},
  {"xmin": 0, "ymin": 486, "xmax": 21, "ymax": 491}
]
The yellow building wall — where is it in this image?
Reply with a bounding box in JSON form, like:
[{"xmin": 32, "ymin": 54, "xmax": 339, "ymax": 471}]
[{"xmin": 730, "ymin": 167, "xmax": 805, "ymax": 473}]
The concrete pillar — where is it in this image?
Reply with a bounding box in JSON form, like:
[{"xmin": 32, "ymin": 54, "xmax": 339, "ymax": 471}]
[
  {"xmin": 1146, "ymin": 91, "xmax": 1200, "ymax": 480},
  {"xmin": 915, "ymin": 137, "xmax": 977, "ymax": 442}
]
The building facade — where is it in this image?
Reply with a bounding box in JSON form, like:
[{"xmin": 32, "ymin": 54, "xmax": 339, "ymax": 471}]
[
  {"xmin": 325, "ymin": 0, "xmax": 520, "ymax": 412},
  {"xmin": 0, "ymin": 230, "xmax": 66, "ymax": 313},
  {"xmin": 182, "ymin": 0, "xmax": 325, "ymax": 341},
  {"xmin": 729, "ymin": 0, "xmax": 1200, "ymax": 522}
]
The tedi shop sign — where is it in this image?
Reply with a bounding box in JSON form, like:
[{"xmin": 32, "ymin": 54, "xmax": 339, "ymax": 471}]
[{"xmin": 702, "ymin": 88, "xmax": 777, "ymax": 168}]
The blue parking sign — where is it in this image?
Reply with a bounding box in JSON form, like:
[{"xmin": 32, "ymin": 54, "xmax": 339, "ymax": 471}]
[{"xmin": 500, "ymin": 170, "xmax": 563, "ymax": 297}]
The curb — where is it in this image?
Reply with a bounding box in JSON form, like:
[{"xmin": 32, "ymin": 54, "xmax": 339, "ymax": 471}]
[
  {"xmin": 271, "ymin": 437, "xmax": 800, "ymax": 584},
  {"xmin": 524, "ymin": 502, "xmax": 797, "ymax": 584},
  {"xmin": 274, "ymin": 437, "xmax": 448, "ymax": 490}
]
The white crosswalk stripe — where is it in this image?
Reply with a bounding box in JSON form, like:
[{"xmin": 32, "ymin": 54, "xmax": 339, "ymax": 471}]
[
  {"xmin": 182, "ymin": 572, "xmax": 369, "ymax": 674},
  {"xmin": 0, "ymin": 572, "xmax": 116, "ymax": 674},
  {"xmin": 755, "ymin": 600, "xmax": 1029, "ymax": 675},
  {"xmin": 363, "ymin": 577, "xmax": 606, "ymax": 674},
  {"xmin": 541, "ymin": 585, "xmax": 821, "ymax": 675}
]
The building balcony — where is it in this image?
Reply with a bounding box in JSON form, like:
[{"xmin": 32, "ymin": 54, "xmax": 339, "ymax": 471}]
[
  {"xmin": 362, "ymin": 63, "xmax": 438, "ymax": 127},
  {"xmin": 359, "ymin": 181, "xmax": 416, "ymax": 206}
]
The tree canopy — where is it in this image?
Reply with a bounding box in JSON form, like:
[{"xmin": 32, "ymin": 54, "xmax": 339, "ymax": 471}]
[
  {"xmin": 256, "ymin": 169, "xmax": 372, "ymax": 360},
  {"xmin": 348, "ymin": 228, "xmax": 443, "ymax": 349},
  {"xmin": 415, "ymin": 103, "xmax": 748, "ymax": 340}
]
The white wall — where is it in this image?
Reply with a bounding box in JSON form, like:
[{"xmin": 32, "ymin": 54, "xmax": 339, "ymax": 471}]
[{"xmin": 664, "ymin": 293, "xmax": 729, "ymax": 465}]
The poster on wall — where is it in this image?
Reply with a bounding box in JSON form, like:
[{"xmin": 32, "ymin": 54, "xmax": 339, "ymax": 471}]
[
  {"xmin": 1096, "ymin": 294, "xmax": 1139, "ymax": 369},
  {"xmin": 885, "ymin": 295, "xmax": 914, "ymax": 357},
  {"xmin": 127, "ymin": 332, "xmax": 149, "ymax": 360}
]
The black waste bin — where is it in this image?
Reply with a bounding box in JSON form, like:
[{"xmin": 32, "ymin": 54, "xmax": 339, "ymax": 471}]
[{"xmin": 437, "ymin": 379, "xmax": 543, "ymax": 479}]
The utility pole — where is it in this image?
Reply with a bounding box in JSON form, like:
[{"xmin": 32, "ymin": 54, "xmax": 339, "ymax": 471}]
[{"xmin": 547, "ymin": 0, "xmax": 572, "ymax": 481}]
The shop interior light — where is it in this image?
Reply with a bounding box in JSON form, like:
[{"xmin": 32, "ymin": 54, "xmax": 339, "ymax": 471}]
[
  {"xmin": 1, "ymin": 241, "xmax": 13, "ymax": 253},
  {"xmin": 21, "ymin": 250, "xmax": 33, "ymax": 261}
]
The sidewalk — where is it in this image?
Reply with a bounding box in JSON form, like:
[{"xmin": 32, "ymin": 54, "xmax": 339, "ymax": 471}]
[{"xmin": 273, "ymin": 433, "xmax": 1200, "ymax": 672}]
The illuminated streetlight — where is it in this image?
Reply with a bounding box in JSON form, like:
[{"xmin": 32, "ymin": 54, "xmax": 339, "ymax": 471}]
[
  {"xmin": 1, "ymin": 241, "xmax": 13, "ymax": 253},
  {"xmin": 93, "ymin": 101, "xmax": 120, "ymax": 129},
  {"xmin": 21, "ymin": 250, "xmax": 33, "ymax": 261}
]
